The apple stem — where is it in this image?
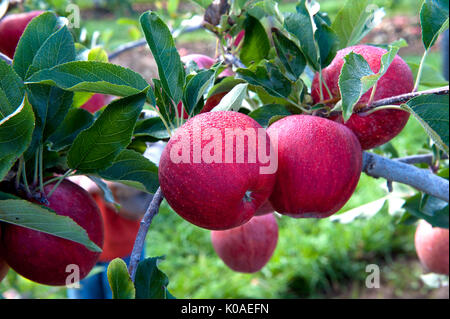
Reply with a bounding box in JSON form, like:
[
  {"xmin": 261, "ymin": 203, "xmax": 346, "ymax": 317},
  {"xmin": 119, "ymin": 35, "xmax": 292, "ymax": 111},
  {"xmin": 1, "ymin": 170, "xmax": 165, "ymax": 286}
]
[{"xmin": 128, "ymin": 187, "xmax": 165, "ymax": 282}]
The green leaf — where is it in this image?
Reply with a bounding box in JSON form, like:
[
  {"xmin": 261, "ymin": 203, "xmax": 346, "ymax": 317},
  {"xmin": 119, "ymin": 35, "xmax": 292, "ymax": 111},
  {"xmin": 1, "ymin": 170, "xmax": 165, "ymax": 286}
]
[
  {"xmin": 247, "ymin": 104, "xmax": 292, "ymax": 127},
  {"xmin": 26, "ymin": 61, "xmax": 149, "ymax": 97},
  {"xmin": 107, "ymin": 258, "xmax": 136, "ymax": 299},
  {"xmin": 135, "ymin": 257, "xmax": 174, "ymax": 299},
  {"xmin": 314, "ymin": 13, "xmax": 339, "ymax": 68},
  {"xmin": 0, "ymin": 59, "xmax": 25, "ymax": 118},
  {"xmin": 408, "ymin": 62, "xmax": 449, "ymax": 88},
  {"xmin": 331, "ymin": 0, "xmax": 383, "ymax": 49},
  {"xmin": 211, "ymin": 83, "xmax": 248, "ymax": 112},
  {"xmin": 67, "ymin": 92, "xmax": 146, "ymax": 173},
  {"xmin": 401, "ymin": 94, "xmax": 449, "ymax": 154},
  {"xmin": 240, "ymin": 14, "xmax": 271, "ymax": 66},
  {"xmin": 284, "ymin": 0, "xmax": 319, "ymax": 70},
  {"xmin": 403, "ymin": 193, "xmax": 449, "ymax": 229},
  {"xmin": 272, "ymin": 28, "xmax": 306, "ymax": 81},
  {"xmin": 134, "ymin": 116, "xmax": 170, "ymax": 140},
  {"xmin": 338, "ymin": 52, "xmax": 374, "ymax": 121},
  {"xmin": 0, "ymin": 199, "xmax": 102, "ymax": 252},
  {"xmin": 13, "ymin": 11, "xmax": 60, "ymax": 79},
  {"xmin": 237, "ymin": 62, "xmax": 291, "ymax": 99},
  {"xmin": 0, "ymin": 101, "xmax": 34, "ymax": 181},
  {"xmin": 420, "ymin": 0, "xmax": 449, "ymax": 50},
  {"xmin": 26, "ymin": 25, "xmax": 76, "ymax": 78},
  {"xmin": 183, "ymin": 69, "xmax": 215, "ymax": 116},
  {"xmin": 140, "ymin": 11, "xmax": 185, "ymax": 104},
  {"xmin": 207, "ymin": 77, "xmax": 246, "ymax": 98},
  {"xmin": 99, "ymin": 149, "xmax": 159, "ymax": 194},
  {"xmin": 25, "ymin": 84, "xmax": 74, "ymax": 156},
  {"xmin": 88, "ymin": 47, "xmax": 109, "ymax": 63},
  {"xmin": 47, "ymin": 108, "xmax": 94, "ymax": 152},
  {"xmin": 87, "ymin": 175, "xmax": 120, "ymax": 210}
]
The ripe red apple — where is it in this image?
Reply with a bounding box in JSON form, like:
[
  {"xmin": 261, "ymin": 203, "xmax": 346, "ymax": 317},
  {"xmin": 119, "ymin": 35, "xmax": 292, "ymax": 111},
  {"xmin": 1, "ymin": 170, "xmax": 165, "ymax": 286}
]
[
  {"xmin": 211, "ymin": 213, "xmax": 278, "ymax": 273},
  {"xmin": 311, "ymin": 45, "xmax": 414, "ymax": 150},
  {"xmin": 267, "ymin": 115, "xmax": 362, "ymax": 218},
  {"xmin": 415, "ymin": 220, "xmax": 449, "ymax": 275},
  {"xmin": 0, "ymin": 227, "xmax": 9, "ymax": 283},
  {"xmin": 2, "ymin": 179, "xmax": 104, "ymax": 286},
  {"xmin": 158, "ymin": 111, "xmax": 276, "ymax": 230},
  {"xmin": 80, "ymin": 93, "xmax": 107, "ymax": 114},
  {"xmin": 0, "ymin": 11, "xmax": 44, "ymax": 59}
]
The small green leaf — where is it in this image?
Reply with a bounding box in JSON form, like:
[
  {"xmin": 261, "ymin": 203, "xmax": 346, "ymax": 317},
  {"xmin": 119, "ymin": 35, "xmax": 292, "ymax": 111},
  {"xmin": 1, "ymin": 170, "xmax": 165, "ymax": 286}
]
[
  {"xmin": 26, "ymin": 25, "xmax": 76, "ymax": 78},
  {"xmin": 26, "ymin": 61, "xmax": 149, "ymax": 97},
  {"xmin": 420, "ymin": 0, "xmax": 449, "ymax": 50},
  {"xmin": 211, "ymin": 83, "xmax": 248, "ymax": 112},
  {"xmin": 134, "ymin": 116, "xmax": 170, "ymax": 140},
  {"xmin": 68, "ymin": 92, "xmax": 146, "ymax": 172},
  {"xmin": 331, "ymin": 0, "xmax": 383, "ymax": 49},
  {"xmin": 13, "ymin": 11, "xmax": 60, "ymax": 79},
  {"xmin": 135, "ymin": 257, "xmax": 174, "ymax": 299},
  {"xmin": 247, "ymin": 104, "xmax": 292, "ymax": 127},
  {"xmin": 284, "ymin": 0, "xmax": 319, "ymax": 70},
  {"xmin": 272, "ymin": 28, "xmax": 306, "ymax": 81},
  {"xmin": 107, "ymin": 258, "xmax": 136, "ymax": 299},
  {"xmin": 237, "ymin": 62, "xmax": 291, "ymax": 99},
  {"xmin": 401, "ymin": 94, "xmax": 449, "ymax": 154},
  {"xmin": 0, "ymin": 199, "xmax": 102, "ymax": 252},
  {"xmin": 47, "ymin": 108, "xmax": 94, "ymax": 151},
  {"xmin": 99, "ymin": 149, "xmax": 159, "ymax": 194},
  {"xmin": 403, "ymin": 193, "xmax": 449, "ymax": 229},
  {"xmin": 0, "ymin": 101, "xmax": 34, "ymax": 181},
  {"xmin": 338, "ymin": 52, "xmax": 374, "ymax": 120},
  {"xmin": 0, "ymin": 59, "xmax": 25, "ymax": 118},
  {"xmin": 240, "ymin": 14, "xmax": 271, "ymax": 66},
  {"xmin": 314, "ymin": 13, "xmax": 339, "ymax": 68},
  {"xmin": 140, "ymin": 11, "xmax": 185, "ymax": 104},
  {"xmin": 183, "ymin": 69, "xmax": 216, "ymax": 116}
]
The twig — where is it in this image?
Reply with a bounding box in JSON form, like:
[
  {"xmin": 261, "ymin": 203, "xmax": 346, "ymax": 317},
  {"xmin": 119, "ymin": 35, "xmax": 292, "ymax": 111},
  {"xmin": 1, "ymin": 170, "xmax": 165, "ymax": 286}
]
[
  {"xmin": 362, "ymin": 152, "xmax": 449, "ymax": 203},
  {"xmin": 128, "ymin": 187, "xmax": 164, "ymax": 281},
  {"xmin": 0, "ymin": 52, "xmax": 12, "ymax": 65},
  {"xmin": 358, "ymin": 86, "xmax": 449, "ymax": 113},
  {"xmin": 395, "ymin": 153, "xmax": 448, "ymax": 166}
]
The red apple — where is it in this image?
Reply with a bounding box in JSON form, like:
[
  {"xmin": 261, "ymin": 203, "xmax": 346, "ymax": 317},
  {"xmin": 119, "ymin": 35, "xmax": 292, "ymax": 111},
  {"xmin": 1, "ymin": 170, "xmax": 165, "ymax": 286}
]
[
  {"xmin": 158, "ymin": 111, "xmax": 276, "ymax": 230},
  {"xmin": 0, "ymin": 11, "xmax": 45, "ymax": 59},
  {"xmin": 2, "ymin": 179, "xmax": 104, "ymax": 286},
  {"xmin": 267, "ymin": 115, "xmax": 362, "ymax": 218},
  {"xmin": 0, "ymin": 227, "xmax": 9, "ymax": 283},
  {"xmin": 80, "ymin": 93, "xmax": 107, "ymax": 114},
  {"xmin": 254, "ymin": 200, "xmax": 275, "ymax": 216},
  {"xmin": 415, "ymin": 220, "xmax": 449, "ymax": 275},
  {"xmin": 211, "ymin": 213, "xmax": 278, "ymax": 273},
  {"xmin": 311, "ymin": 45, "xmax": 414, "ymax": 150},
  {"xmin": 181, "ymin": 53, "xmax": 234, "ymax": 77}
]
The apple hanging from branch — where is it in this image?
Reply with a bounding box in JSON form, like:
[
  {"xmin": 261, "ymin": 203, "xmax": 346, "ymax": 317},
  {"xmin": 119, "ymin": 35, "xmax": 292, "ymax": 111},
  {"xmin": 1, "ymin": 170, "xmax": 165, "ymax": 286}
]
[{"xmin": 211, "ymin": 213, "xmax": 278, "ymax": 273}]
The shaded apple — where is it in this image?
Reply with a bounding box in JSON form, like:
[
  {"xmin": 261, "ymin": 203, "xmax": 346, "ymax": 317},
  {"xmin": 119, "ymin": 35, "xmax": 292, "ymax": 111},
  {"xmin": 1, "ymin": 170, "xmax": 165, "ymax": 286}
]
[
  {"xmin": 267, "ymin": 115, "xmax": 362, "ymax": 218},
  {"xmin": 254, "ymin": 200, "xmax": 275, "ymax": 216},
  {"xmin": 415, "ymin": 220, "xmax": 449, "ymax": 275},
  {"xmin": 211, "ymin": 213, "xmax": 278, "ymax": 273},
  {"xmin": 311, "ymin": 45, "xmax": 414, "ymax": 150},
  {"xmin": 158, "ymin": 111, "xmax": 276, "ymax": 230},
  {"xmin": 0, "ymin": 11, "xmax": 44, "ymax": 59},
  {"xmin": 2, "ymin": 179, "xmax": 104, "ymax": 286},
  {"xmin": 80, "ymin": 93, "xmax": 107, "ymax": 114},
  {"xmin": 0, "ymin": 227, "xmax": 9, "ymax": 283}
]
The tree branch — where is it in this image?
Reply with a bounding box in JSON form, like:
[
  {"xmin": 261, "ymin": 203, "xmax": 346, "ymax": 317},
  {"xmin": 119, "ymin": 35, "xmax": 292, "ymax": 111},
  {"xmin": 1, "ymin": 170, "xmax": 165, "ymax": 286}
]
[
  {"xmin": 128, "ymin": 187, "xmax": 164, "ymax": 281},
  {"xmin": 359, "ymin": 86, "xmax": 449, "ymax": 112},
  {"xmin": 362, "ymin": 152, "xmax": 449, "ymax": 202},
  {"xmin": 395, "ymin": 153, "xmax": 448, "ymax": 166},
  {"xmin": 0, "ymin": 52, "xmax": 12, "ymax": 65}
]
